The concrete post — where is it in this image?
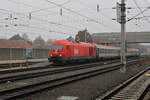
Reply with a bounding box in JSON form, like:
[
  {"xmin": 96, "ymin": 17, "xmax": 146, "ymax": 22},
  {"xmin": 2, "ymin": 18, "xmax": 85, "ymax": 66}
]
[{"xmin": 120, "ymin": 0, "xmax": 126, "ymax": 72}]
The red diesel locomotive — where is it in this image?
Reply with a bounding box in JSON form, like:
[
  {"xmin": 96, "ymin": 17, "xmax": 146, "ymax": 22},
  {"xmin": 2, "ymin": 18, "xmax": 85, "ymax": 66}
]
[
  {"xmin": 48, "ymin": 40, "xmax": 139, "ymax": 63},
  {"xmin": 48, "ymin": 40, "xmax": 96, "ymax": 63}
]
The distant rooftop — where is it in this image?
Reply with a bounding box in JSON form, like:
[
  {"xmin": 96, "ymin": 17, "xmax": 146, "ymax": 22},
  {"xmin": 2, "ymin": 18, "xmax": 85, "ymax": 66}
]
[{"xmin": 0, "ymin": 39, "xmax": 32, "ymax": 48}]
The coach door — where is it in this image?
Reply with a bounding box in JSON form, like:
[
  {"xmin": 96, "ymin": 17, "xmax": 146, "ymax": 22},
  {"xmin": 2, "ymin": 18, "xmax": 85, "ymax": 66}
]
[
  {"xmin": 89, "ymin": 47, "xmax": 93, "ymax": 56},
  {"xmin": 66, "ymin": 45, "xmax": 71, "ymax": 57}
]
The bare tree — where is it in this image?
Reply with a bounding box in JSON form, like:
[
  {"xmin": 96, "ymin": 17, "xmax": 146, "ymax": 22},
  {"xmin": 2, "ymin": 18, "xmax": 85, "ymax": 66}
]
[
  {"xmin": 75, "ymin": 29, "xmax": 93, "ymax": 43},
  {"xmin": 22, "ymin": 33, "xmax": 29, "ymax": 41},
  {"xmin": 22, "ymin": 33, "xmax": 32, "ymax": 45},
  {"xmin": 33, "ymin": 36, "xmax": 46, "ymax": 49}
]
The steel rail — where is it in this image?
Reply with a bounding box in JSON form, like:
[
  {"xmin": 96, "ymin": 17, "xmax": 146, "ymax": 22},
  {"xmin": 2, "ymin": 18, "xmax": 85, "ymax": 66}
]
[
  {"xmin": 0, "ymin": 60, "xmax": 120, "ymax": 84},
  {"xmin": 0, "ymin": 59, "xmax": 141, "ymax": 100},
  {"xmin": 0, "ymin": 58, "xmax": 139, "ymax": 84},
  {"xmin": 97, "ymin": 63, "xmax": 150, "ymax": 100},
  {"xmin": 0, "ymin": 64, "xmax": 121, "ymax": 100}
]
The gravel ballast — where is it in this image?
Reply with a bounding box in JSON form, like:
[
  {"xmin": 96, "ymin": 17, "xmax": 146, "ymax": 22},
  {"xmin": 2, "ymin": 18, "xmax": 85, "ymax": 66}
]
[{"xmin": 19, "ymin": 63, "xmax": 150, "ymax": 100}]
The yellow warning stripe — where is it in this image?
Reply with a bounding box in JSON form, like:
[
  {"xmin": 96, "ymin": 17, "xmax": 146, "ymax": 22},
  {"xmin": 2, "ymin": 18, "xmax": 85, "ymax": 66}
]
[{"xmin": 145, "ymin": 74, "xmax": 150, "ymax": 76}]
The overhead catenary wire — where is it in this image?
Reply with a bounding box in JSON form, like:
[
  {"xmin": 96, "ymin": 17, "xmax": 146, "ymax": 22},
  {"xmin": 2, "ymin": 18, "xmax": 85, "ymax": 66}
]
[
  {"xmin": 143, "ymin": 0, "xmax": 150, "ymax": 22},
  {"xmin": 0, "ymin": 21, "xmax": 73, "ymax": 36},
  {"xmin": 0, "ymin": 8, "xmax": 79, "ymax": 37},
  {"xmin": 44, "ymin": 0, "xmax": 118, "ymax": 31},
  {"xmin": 135, "ymin": 16, "xmax": 150, "ymax": 19},
  {"xmin": 127, "ymin": 17, "xmax": 145, "ymax": 30},
  {"xmin": 79, "ymin": 0, "xmax": 119, "ymax": 25},
  {"xmin": 127, "ymin": 7, "xmax": 150, "ymax": 22},
  {"xmin": 3, "ymin": 0, "xmax": 81, "ymax": 30},
  {"xmin": 143, "ymin": 0, "xmax": 150, "ymax": 8},
  {"xmin": 126, "ymin": 8, "xmax": 147, "ymax": 29},
  {"xmin": 8, "ymin": 0, "xmax": 148, "ymax": 12},
  {"xmin": 6, "ymin": 0, "xmax": 76, "ymax": 16},
  {"xmin": 30, "ymin": 0, "xmax": 76, "ymax": 13},
  {"xmin": 2, "ymin": 0, "xmax": 150, "ymax": 35},
  {"xmin": 5, "ymin": 0, "xmax": 148, "ymax": 31},
  {"xmin": 132, "ymin": 0, "xmax": 150, "ymax": 24},
  {"xmin": 73, "ymin": 0, "xmax": 118, "ymax": 24},
  {"xmin": 0, "ymin": 8, "xmax": 80, "ymax": 30},
  {"xmin": 70, "ymin": 0, "xmax": 120, "ymax": 32}
]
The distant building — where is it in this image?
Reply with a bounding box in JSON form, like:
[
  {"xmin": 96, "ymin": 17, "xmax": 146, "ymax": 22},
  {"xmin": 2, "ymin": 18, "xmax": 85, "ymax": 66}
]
[{"xmin": 0, "ymin": 39, "xmax": 32, "ymax": 48}]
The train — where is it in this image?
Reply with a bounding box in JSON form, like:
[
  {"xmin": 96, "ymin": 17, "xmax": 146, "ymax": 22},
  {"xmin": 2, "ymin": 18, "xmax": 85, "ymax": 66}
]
[{"xmin": 48, "ymin": 40, "xmax": 140, "ymax": 63}]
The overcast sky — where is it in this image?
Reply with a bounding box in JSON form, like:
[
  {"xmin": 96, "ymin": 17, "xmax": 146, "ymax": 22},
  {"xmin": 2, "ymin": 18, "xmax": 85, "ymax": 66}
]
[{"xmin": 0, "ymin": 0, "xmax": 150, "ymax": 41}]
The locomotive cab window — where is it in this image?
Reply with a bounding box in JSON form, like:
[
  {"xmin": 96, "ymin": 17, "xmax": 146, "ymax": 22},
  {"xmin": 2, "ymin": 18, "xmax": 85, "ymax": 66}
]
[
  {"xmin": 66, "ymin": 45, "xmax": 69, "ymax": 50},
  {"xmin": 52, "ymin": 44, "xmax": 63, "ymax": 50}
]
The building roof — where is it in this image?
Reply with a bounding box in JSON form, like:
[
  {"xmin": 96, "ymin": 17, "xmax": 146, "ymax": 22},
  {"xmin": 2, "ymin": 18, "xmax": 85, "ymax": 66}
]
[{"xmin": 0, "ymin": 39, "xmax": 32, "ymax": 48}]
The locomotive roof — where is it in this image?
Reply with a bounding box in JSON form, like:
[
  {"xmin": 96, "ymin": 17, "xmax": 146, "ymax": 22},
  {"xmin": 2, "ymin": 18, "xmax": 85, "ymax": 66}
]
[{"xmin": 52, "ymin": 40, "xmax": 94, "ymax": 47}]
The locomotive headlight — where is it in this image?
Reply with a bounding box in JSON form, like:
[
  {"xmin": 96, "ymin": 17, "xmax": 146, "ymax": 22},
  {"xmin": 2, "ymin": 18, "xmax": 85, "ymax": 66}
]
[
  {"xmin": 50, "ymin": 54, "xmax": 52, "ymax": 56},
  {"xmin": 60, "ymin": 54, "xmax": 62, "ymax": 56}
]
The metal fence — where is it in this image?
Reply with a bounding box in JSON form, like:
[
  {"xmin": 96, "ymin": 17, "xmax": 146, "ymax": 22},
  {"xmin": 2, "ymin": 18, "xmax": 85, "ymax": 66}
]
[{"xmin": 0, "ymin": 48, "xmax": 49, "ymax": 61}]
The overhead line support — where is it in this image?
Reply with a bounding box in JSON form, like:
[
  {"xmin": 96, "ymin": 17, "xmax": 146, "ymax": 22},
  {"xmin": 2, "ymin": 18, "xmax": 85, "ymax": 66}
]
[
  {"xmin": 121, "ymin": 0, "xmax": 126, "ymax": 72},
  {"xmin": 117, "ymin": 0, "xmax": 126, "ymax": 72}
]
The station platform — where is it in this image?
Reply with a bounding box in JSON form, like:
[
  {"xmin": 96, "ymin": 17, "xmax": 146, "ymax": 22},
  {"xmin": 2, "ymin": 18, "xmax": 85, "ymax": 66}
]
[
  {"xmin": 0, "ymin": 58, "xmax": 49, "ymax": 71},
  {"xmin": 0, "ymin": 61, "xmax": 51, "ymax": 73},
  {"xmin": 0, "ymin": 59, "xmax": 48, "ymax": 65}
]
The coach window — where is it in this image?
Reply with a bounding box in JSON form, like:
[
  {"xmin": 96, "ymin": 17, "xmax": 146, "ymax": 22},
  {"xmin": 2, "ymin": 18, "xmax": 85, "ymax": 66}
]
[
  {"xmin": 100, "ymin": 49, "xmax": 102, "ymax": 53},
  {"xmin": 102, "ymin": 49, "xmax": 104, "ymax": 53},
  {"xmin": 109, "ymin": 49, "xmax": 111, "ymax": 53},
  {"xmin": 66, "ymin": 45, "xmax": 69, "ymax": 50},
  {"xmin": 106, "ymin": 49, "xmax": 107, "ymax": 53},
  {"xmin": 107, "ymin": 49, "xmax": 109, "ymax": 53}
]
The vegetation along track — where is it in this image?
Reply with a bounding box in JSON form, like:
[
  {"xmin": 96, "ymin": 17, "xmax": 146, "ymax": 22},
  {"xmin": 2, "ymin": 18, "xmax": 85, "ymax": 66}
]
[
  {"xmin": 96, "ymin": 63, "xmax": 150, "ymax": 100},
  {"xmin": 0, "ymin": 58, "xmax": 141, "ymax": 100}
]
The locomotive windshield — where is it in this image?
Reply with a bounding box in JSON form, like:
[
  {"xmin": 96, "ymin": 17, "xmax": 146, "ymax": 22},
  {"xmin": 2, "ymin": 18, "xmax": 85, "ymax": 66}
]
[{"xmin": 52, "ymin": 44, "xmax": 63, "ymax": 50}]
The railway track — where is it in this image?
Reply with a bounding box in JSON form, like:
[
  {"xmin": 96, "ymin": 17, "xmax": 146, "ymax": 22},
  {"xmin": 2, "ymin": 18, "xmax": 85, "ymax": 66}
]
[
  {"xmin": 96, "ymin": 63, "xmax": 150, "ymax": 100},
  {"xmin": 0, "ymin": 58, "xmax": 142, "ymax": 100},
  {"xmin": 0, "ymin": 60, "xmax": 121, "ymax": 83},
  {"xmin": 0, "ymin": 58, "xmax": 138, "ymax": 84},
  {"xmin": 0, "ymin": 57, "xmax": 140, "ymax": 74}
]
